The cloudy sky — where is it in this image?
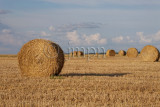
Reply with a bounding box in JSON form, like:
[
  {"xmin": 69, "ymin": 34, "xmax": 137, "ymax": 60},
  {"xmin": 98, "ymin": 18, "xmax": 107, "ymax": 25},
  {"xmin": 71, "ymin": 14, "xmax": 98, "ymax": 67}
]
[{"xmin": 0, "ymin": 0, "xmax": 160, "ymax": 54}]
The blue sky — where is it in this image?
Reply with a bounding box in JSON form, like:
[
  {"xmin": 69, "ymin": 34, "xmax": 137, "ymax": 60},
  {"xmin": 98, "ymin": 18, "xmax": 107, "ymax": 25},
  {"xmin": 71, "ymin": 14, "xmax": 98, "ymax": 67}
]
[{"xmin": 0, "ymin": 0, "xmax": 160, "ymax": 54}]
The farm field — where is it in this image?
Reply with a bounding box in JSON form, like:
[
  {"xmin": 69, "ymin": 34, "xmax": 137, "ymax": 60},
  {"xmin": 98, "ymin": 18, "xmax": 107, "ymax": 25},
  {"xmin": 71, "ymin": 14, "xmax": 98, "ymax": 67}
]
[{"xmin": 0, "ymin": 55, "xmax": 160, "ymax": 106}]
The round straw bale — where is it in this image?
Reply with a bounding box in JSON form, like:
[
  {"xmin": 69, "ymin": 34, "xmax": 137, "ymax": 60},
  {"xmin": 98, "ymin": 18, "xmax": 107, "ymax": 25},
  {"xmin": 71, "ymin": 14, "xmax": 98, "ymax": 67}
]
[
  {"xmin": 69, "ymin": 52, "xmax": 73, "ymax": 57},
  {"xmin": 77, "ymin": 51, "xmax": 84, "ymax": 56},
  {"xmin": 140, "ymin": 45, "xmax": 159, "ymax": 62},
  {"xmin": 118, "ymin": 50, "xmax": 126, "ymax": 56},
  {"xmin": 106, "ymin": 50, "xmax": 115, "ymax": 57},
  {"xmin": 18, "ymin": 39, "xmax": 64, "ymax": 77},
  {"xmin": 96, "ymin": 53, "xmax": 98, "ymax": 56},
  {"xmin": 73, "ymin": 51, "xmax": 77, "ymax": 56},
  {"xmin": 127, "ymin": 48, "xmax": 138, "ymax": 58}
]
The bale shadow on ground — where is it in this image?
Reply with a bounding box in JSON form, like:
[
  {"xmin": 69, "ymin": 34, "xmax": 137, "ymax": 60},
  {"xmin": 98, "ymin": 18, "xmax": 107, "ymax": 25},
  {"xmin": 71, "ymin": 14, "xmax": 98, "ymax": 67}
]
[{"xmin": 60, "ymin": 73, "xmax": 130, "ymax": 77}]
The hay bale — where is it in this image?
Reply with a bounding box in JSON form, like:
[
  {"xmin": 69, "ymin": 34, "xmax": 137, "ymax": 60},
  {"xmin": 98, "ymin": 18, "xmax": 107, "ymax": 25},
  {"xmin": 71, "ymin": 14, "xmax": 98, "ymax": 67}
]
[
  {"xmin": 118, "ymin": 50, "xmax": 126, "ymax": 56},
  {"xmin": 140, "ymin": 45, "xmax": 159, "ymax": 62},
  {"xmin": 106, "ymin": 50, "xmax": 115, "ymax": 57},
  {"xmin": 73, "ymin": 51, "xmax": 77, "ymax": 57},
  {"xmin": 18, "ymin": 39, "xmax": 64, "ymax": 77},
  {"xmin": 77, "ymin": 51, "xmax": 84, "ymax": 56},
  {"xmin": 69, "ymin": 52, "xmax": 73, "ymax": 57},
  {"xmin": 96, "ymin": 53, "xmax": 98, "ymax": 56},
  {"xmin": 127, "ymin": 48, "xmax": 138, "ymax": 58}
]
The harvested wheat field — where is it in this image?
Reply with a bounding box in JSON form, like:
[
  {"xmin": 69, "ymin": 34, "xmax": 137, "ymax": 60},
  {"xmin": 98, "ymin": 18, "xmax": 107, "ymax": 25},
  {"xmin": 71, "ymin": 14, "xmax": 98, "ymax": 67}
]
[{"xmin": 0, "ymin": 55, "xmax": 160, "ymax": 106}]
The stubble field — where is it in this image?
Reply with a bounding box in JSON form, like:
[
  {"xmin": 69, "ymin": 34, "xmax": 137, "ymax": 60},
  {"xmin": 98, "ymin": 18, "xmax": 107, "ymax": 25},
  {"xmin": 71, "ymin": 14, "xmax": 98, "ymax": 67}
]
[{"xmin": 0, "ymin": 55, "xmax": 160, "ymax": 107}]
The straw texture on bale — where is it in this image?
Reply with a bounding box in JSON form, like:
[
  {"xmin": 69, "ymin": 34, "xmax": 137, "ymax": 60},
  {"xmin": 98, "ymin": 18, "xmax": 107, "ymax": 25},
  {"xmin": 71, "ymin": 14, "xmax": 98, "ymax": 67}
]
[
  {"xmin": 118, "ymin": 50, "xmax": 126, "ymax": 56},
  {"xmin": 106, "ymin": 50, "xmax": 115, "ymax": 57},
  {"xmin": 18, "ymin": 39, "xmax": 64, "ymax": 77},
  {"xmin": 77, "ymin": 51, "xmax": 84, "ymax": 56},
  {"xmin": 127, "ymin": 48, "xmax": 138, "ymax": 58},
  {"xmin": 140, "ymin": 45, "xmax": 159, "ymax": 62}
]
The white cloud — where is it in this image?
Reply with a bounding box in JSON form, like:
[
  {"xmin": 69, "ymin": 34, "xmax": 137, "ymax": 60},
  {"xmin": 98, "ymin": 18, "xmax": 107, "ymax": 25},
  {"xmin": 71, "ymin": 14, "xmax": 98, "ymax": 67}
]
[
  {"xmin": 0, "ymin": 10, "xmax": 10, "ymax": 14},
  {"xmin": 26, "ymin": 31, "xmax": 38, "ymax": 36},
  {"xmin": 98, "ymin": 38, "xmax": 106, "ymax": 44},
  {"xmin": 126, "ymin": 36, "xmax": 130, "ymax": 40},
  {"xmin": 126, "ymin": 36, "xmax": 134, "ymax": 43},
  {"xmin": 83, "ymin": 33, "xmax": 107, "ymax": 45},
  {"xmin": 112, "ymin": 30, "xmax": 160, "ymax": 44},
  {"xmin": 40, "ymin": 31, "xmax": 51, "ymax": 36},
  {"xmin": 136, "ymin": 32, "xmax": 152, "ymax": 43},
  {"xmin": 0, "ymin": 29, "xmax": 22, "ymax": 46},
  {"xmin": 55, "ymin": 22, "xmax": 101, "ymax": 33},
  {"xmin": 0, "ymin": 23, "xmax": 9, "ymax": 30},
  {"xmin": 49, "ymin": 25, "xmax": 55, "ymax": 31},
  {"xmin": 152, "ymin": 30, "xmax": 160, "ymax": 41},
  {"xmin": 112, "ymin": 36, "xmax": 123, "ymax": 43},
  {"xmin": 66, "ymin": 31, "xmax": 107, "ymax": 46},
  {"xmin": 2, "ymin": 29, "xmax": 11, "ymax": 33},
  {"xmin": 136, "ymin": 30, "xmax": 160, "ymax": 43},
  {"xmin": 66, "ymin": 31, "xmax": 80, "ymax": 45}
]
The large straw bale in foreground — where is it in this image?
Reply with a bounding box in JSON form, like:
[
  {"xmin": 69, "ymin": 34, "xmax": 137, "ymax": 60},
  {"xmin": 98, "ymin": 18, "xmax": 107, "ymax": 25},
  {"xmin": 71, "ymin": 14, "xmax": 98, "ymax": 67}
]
[
  {"xmin": 118, "ymin": 50, "xmax": 126, "ymax": 56},
  {"xmin": 140, "ymin": 45, "xmax": 159, "ymax": 62},
  {"xmin": 127, "ymin": 48, "xmax": 138, "ymax": 58},
  {"xmin": 18, "ymin": 39, "xmax": 64, "ymax": 77},
  {"xmin": 106, "ymin": 50, "xmax": 115, "ymax": 57}
]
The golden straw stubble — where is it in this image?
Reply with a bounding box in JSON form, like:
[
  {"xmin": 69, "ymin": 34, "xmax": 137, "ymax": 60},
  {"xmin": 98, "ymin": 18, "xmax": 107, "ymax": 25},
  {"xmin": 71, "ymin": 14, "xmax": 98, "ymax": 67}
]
[
  {"xmin": 140, "ymin": 45, "xmax": 159, "ymax": 62},
  {"xmin": 106, "ymin": 50, "xmax": 115, "ymax": 57},
  {"xmin": 18, "ymin": 39, "xmax": 64, "ymax": 77},
  {"xmin": 127, "ymin": 48, "xmax": 138, "ymax": 58}
]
